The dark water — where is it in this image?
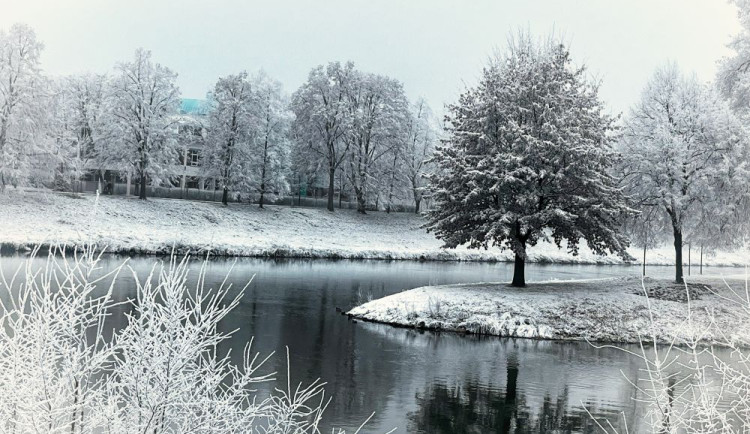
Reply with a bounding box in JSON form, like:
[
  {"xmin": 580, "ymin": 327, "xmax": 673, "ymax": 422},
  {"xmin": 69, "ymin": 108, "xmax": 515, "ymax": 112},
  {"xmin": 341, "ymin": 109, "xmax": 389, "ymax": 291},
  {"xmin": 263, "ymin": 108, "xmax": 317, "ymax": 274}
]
[{"xmin": 0, "ymin": 255, "xmax": 739, "ymax": 433}]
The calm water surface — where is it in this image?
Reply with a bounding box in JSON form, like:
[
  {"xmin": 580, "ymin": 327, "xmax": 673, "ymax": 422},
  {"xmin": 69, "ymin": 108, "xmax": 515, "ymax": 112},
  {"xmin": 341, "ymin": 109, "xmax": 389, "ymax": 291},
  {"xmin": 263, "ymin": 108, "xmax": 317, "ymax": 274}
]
[{"xmin": 0, "ymin": 255, "xmax": 740, "ymax": 433}]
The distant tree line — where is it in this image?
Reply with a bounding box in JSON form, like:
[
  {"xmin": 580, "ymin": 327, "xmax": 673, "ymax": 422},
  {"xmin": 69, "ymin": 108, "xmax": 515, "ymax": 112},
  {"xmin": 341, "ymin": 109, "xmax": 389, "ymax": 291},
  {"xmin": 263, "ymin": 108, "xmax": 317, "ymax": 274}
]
[
  {"xmin": 0, "ymin": 23, "xmax": 438, "ymax": 211},
  {"xmin": 4, "ymin": 20, "xmax": 750, "ymax": 287}
]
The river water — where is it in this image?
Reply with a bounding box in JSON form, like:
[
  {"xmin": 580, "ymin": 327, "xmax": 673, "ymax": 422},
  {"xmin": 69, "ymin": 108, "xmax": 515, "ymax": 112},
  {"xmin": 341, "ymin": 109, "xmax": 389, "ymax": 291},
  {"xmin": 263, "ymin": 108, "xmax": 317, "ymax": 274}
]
[{"xmin": 0, "ymin": 255, "xmax": 740, "ymax": 433}]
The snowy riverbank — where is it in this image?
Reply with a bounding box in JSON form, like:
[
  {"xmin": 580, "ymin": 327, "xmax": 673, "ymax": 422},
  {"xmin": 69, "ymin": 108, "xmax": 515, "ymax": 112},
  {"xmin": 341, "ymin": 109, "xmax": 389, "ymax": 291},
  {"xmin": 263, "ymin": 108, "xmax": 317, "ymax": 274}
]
[
  {"xmin": 347, "ymin": 276, "xmax": 750, "ymax": 345},
  {"xmin": 0, "ymin": 190, "xmax": 748, "ymax": 265}
]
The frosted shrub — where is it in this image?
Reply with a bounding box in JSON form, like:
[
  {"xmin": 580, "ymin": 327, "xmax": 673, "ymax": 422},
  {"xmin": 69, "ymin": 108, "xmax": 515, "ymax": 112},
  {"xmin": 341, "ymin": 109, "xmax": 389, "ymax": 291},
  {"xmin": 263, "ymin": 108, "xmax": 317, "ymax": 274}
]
[
  {"xmin": 589, "ymin": 278, "xmax": 750, "ymax": 433},
  {"xmin": 0, "ymin": 247, "xmax": 369, "ymax": 434},
  {"xmin": 0, "ymin": 247, "xmax": 121, "ymax": 433}
]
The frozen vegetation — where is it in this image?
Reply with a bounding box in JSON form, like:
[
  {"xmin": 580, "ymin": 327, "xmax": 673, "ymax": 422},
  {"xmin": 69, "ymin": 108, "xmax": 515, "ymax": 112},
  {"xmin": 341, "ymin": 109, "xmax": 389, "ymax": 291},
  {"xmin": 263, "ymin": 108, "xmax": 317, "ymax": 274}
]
[
  {"xmin": 348, "ymin": 275, "xmax": 750, "ymax": 345},
  {"xmin": 1, "ymin": 190, "xmax": 747, "ymax": 266},
  {"xmin": 0, "ymin": 248, "xmax": 384, "ymax": 434}
]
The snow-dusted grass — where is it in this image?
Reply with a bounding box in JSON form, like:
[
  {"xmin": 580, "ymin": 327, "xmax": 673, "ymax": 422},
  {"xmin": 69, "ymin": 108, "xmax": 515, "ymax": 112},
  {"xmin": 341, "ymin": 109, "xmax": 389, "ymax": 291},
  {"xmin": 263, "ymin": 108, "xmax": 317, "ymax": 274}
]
[
  {"xmin": 2, "ymin": 189, "xmax": 747, "ymax": 265},
  {"xmin": 348, "ymin": 276, "xmax": 750, "ymax": 345}
]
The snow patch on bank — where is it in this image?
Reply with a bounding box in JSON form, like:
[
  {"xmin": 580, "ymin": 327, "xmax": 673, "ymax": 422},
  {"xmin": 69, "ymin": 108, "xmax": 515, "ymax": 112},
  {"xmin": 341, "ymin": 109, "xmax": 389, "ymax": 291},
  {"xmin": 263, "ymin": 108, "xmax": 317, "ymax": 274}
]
[{"xmin": 348, "ymin": 276, "xmax": 750, "ymax": 345}]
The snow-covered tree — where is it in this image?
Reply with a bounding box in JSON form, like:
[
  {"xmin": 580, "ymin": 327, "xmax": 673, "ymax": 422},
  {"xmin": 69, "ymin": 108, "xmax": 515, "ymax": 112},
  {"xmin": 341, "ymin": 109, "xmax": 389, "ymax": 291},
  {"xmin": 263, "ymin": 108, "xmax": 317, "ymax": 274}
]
[
  {"xmin": 0, "ymin": 23, "xmax": 47, "ymax": 191},
  {"xmin": 248, "ymin": 71, "xmax": 293, "ymax": 208},
  {"xmin": 291, "ymin": 62, "xmax": 355, "ymax": 212},
  {"xmin": 718, "ymin": 0, "xmax": 750, "ymax": 117},
  {"xmin": 203, "ymin": 71, "xmax": 255, "ymax": 205},
  {"xmin": 427, "ymin": 34, "xmax": 631, "ymax": 287},
  {"xmin": 105, "ymin": 48, "xmax": 180, "ymax": 200},
  {"xmin": 344, "ymin": 71, "xmax": 409, "ymax": 214},
  {"xmin": 400, "ymin": 98, "xmax": 437, "ymax": 214},
  {"xmin": 620, "ymin": 64, "xmax": 750, "ymax": 283},
  {"xmin": 48, "ymin": 74, "xmax": 110, "ymax": 191}
]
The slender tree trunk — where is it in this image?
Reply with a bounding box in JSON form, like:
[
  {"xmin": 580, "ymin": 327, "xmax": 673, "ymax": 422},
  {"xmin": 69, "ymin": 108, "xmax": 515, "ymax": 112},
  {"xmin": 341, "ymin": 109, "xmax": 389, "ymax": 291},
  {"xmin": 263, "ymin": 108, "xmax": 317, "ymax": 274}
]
[
  {"xmin": 511, "ymin": 249, "xmax": 526, "ymax": 287},
  {"xmin": 700, "ymin": 245, "xmax": 703, "ymax": 275},
  {"xmin": 327, "ymin": 167, "xmax": 335, "ymax": 212},
  {"xmin": 386, "ymin": 152, "xmax": 398, "ymax": 214},
  {"xmin": 673, "ymin": 228, "xmax": 684, "ymax": 284},
  {"xmin": 222, "ymin": 187, "xmax": 229, "ymax": 206},
  {"xmin": 643, "ymin": 244, "xmax": 646, "ymax": 277},
  {"xmin": 260, "ymin": 136, "xmax": 268, "ymax": 209},
  {"xmin": 70, "ymin": 378, "xmax": 79, "ymax": 434},
  {"xmin": 0, "ymin": 117, "xmax": 7, "ymax": 193},
  {"xmin": 139, "ymin": 172, "xmax": 147, "ymax": 200},
  {"xmin": 354, "ymin": 186, "xmax": 367, "ymax": 214},
  {"xmin": 414, "ymin": 198, "xmax": 421, "ymax": 214},
  {"xmin": 338, "ymin": 169, "xmax": 343, "ymax": 209}
]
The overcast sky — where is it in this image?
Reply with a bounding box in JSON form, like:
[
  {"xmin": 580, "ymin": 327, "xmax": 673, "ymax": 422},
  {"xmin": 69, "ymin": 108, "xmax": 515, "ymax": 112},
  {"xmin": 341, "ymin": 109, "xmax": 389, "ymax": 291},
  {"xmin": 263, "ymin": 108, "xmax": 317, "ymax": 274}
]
[{"xmin": 3, "ymin": 0, "xmax": 742, "ymax": 116}]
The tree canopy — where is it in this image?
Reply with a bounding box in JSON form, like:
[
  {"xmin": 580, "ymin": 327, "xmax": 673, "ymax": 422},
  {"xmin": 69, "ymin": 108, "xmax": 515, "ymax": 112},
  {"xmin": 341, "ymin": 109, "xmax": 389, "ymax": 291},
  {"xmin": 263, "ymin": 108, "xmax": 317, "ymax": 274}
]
[{"xmin": 427, "ymin": 34, "xmax": 631, "ymax": 287}]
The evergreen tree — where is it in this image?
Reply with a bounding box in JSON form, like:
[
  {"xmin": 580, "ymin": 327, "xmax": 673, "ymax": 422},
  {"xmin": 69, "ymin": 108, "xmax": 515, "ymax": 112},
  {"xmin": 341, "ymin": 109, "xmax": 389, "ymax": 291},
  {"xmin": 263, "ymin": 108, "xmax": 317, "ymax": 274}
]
[{"xmin": 427, "ymin": 34, "xmax": 630, "ymax": 287}]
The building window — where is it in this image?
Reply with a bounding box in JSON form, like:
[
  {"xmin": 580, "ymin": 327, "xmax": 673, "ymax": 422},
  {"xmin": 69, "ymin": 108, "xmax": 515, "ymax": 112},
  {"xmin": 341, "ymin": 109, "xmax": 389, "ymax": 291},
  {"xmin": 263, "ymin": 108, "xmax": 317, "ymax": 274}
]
[
  {"xmin": 186, "ymin": 177, "xmax": 200, "ymax": 189},
  {"xmin": 179, "ymin": 125, "xmax": 203, "ymax": 137},
  {"xmin": 187, "ymin": 149, "xmax": 200, "ymax": 167}
]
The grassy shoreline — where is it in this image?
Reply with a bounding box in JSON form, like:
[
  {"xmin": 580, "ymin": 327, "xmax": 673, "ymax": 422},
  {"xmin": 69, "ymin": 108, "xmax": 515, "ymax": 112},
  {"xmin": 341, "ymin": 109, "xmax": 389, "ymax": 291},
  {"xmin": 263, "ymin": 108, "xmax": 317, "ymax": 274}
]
[{"xmin": 1, "ymin": 190, "xmax": 748, "ymax": 266}]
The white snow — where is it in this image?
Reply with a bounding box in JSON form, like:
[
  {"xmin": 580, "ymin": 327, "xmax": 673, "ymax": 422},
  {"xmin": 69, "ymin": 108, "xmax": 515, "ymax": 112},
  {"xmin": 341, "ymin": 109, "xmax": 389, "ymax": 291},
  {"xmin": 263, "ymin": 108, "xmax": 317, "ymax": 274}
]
[
  {"xmin": 347, "ymin": 276, "xmax": 750, "ymax": 345},
  {"xmin": 0, "ymin": 189, "xmax": 748, "ymax": 266}
]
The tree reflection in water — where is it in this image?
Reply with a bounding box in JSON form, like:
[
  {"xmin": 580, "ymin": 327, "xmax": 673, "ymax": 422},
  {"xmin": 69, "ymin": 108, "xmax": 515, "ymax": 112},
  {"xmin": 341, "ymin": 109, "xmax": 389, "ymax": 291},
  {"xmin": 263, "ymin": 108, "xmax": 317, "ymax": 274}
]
[{"xmin": 409, "ymin": 355, "xmax": 616, "ymax": 433}]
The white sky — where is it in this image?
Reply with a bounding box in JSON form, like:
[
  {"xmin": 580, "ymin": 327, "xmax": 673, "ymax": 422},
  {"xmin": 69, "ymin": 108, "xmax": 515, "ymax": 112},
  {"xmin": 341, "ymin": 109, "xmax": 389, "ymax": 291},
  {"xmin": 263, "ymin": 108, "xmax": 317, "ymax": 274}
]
[{"xmin": 2, "ymin": 0, "xmax": 742, "ymax": 115}]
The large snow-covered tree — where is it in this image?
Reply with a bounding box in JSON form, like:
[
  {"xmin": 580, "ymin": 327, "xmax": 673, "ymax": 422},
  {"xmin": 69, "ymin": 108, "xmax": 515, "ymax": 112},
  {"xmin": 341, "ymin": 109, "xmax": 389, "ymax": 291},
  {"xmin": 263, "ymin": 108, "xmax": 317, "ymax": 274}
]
[
  {"xmin": 204, "ymin": 71, "xmax": 255, "ymax": 205},
  {"xmin": 620, "ymin": 64, "xmax": 750, "ymax": 283},
  {"xmin": 344, "ymin": 71, "xmax": 409, "ymax": 213},
  {"xmin": 248, "ymin": 71, "xmax": 293, "ymax": 208},
  {"xmin": 0, "ymin": 23, "xmax": 47, "ymax": 191},
  {"xmin": 291, "ymin": 62, "xmax": 355, "ymax": 212},
  {"xmin": 427, "ymin": 34, "xmax": 631, "ymax": 287},
  {"xmin": 106, "ymin": 48, "xmax": 180, "ymax": 200}
]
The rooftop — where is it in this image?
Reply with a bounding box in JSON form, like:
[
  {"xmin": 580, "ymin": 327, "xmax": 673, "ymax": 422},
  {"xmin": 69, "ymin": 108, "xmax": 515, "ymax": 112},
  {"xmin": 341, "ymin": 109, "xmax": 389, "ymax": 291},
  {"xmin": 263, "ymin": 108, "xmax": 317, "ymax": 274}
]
[{"xmin": 180, "ymin": 98, "xmax": 209, "ymax": 116}]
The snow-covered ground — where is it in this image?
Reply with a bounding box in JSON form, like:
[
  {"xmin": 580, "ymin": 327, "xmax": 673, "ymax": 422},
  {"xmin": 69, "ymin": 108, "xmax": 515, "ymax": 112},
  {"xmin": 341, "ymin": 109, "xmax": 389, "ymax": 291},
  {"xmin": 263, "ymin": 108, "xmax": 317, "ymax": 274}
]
[
  {"xmin": 0, "ymin": 189, "xmax": 748, "ymax": 265},
  {"xmin": 348, "ymin": 276, "xmax": 750, "ymax": 345}
]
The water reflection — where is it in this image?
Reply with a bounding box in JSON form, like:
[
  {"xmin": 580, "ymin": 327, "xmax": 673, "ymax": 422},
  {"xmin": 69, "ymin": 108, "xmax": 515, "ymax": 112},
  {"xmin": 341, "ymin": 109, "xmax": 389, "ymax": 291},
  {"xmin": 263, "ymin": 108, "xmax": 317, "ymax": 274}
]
[
  {"xmin": 409, "ymin": 361, "xmax": 603, "ymax": 433},
  {"xmin": 0, "ymin": 254, "xmax": 741, "ymax": 433}
]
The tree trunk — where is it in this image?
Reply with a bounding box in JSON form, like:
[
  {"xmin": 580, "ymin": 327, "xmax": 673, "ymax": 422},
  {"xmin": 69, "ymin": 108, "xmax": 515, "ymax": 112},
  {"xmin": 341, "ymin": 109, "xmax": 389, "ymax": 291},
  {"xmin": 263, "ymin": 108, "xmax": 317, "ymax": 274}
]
[
  {"xmin": 222, "ymin": 187, "xmax": 229, "ymax": 206},
  {"xmin": 139, "ymin": 172, "xmax": 147, "ymax": 200},
  {"xmin": 259, "ymin": 184, "xmax": 265, "ymax": 209},
  {"xmin": 338, "ymin": 169, "xmax": 343, "ymax": 209},
  {"xmin": 414, "ymin": 198, "xmax": 421, "ymax": 214},
  {"xmin": 354, "ymin": 186, "xmax": 366, "ymax": 214},
  {"xmin": 673, "ymin": 228, "xmax": 684, "ymax": 284},
  {"xmin": 327, "ymin": 167, "xmax": 335, "ymax": 212},
  {"xmin": 511, "ymin": 250, "xmax": 526, "ymax": 287}
]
